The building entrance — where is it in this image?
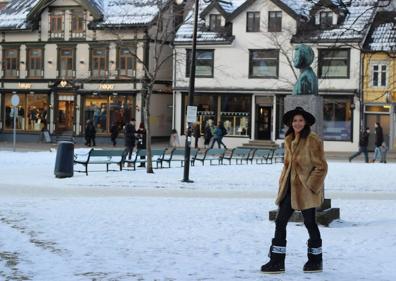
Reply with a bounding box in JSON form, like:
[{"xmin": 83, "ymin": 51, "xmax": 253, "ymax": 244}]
[
  {"xmin": 256, "ymin": 105, "xmax": 272, "ymax": 140},
  {"xmin": 56, "ymin": 94, "xmax": 75, "ymax": 132}
]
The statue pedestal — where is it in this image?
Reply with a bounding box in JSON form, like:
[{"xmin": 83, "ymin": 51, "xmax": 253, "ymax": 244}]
[
  {"xmin": 269, "ymin": 94, "xmax": 340, "ymax": 226},
  {"xmin": 269, "ymin": 199, "xmax": 340, "ymax": 227},
  {"xmin": 284, "ymin": 95, "xmax": 323, "ymax": 137}
]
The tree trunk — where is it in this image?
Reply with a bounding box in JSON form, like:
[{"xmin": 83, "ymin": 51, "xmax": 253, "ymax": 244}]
[{"xmin": 144, "ymin": 87, "xmax": 154, "ymax": 173}]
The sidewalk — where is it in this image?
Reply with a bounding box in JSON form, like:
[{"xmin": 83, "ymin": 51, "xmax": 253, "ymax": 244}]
[{"xmin": 1, "ymin": 140, "xmax": 395, "ymax": 162}]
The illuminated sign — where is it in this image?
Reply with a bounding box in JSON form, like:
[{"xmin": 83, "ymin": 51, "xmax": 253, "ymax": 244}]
[
  {"xmin": 18, "ymin": 83, "xmax": 32, "ymax": 89},
  {"xmin": 99, "ymin": 84, "xmax": 114, "ymax": 90}
]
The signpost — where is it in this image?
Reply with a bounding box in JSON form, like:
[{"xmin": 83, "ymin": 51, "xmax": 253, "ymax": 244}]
[{"xmin": 11, "ymin": 94, "xmax": 20, "ymax": 152}]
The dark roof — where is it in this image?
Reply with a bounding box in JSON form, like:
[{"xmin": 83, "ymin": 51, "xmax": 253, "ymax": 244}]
[{"xmin": 364, "ymin": 11, "xmax": 396, "ymax": 52}]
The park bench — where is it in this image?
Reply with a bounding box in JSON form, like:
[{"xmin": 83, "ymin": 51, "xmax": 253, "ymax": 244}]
[
  {"xmin": 191, "ymin": 148, "xmax": 225, "ymax": 166},
  {"xmin": 124, "ymin": 148, "xmax": 166, "ymax": 170},
  {"xmin": 273, "ymin": 147, "xmax": 285, "ymax": 163},
  {"xmin": 74, "ymin": 148, "xmax": 127, "ymax": 175},
  {"xmin": 161, "ymin": 147, "xmax": 199, "ymax": 168},
  {"xmin": 249, "ymin": 148, "xmax": 274, "ymax": 164},
  {"xmin": 222, "ymin": 148, "xmax": 252, "ymax": 165}
]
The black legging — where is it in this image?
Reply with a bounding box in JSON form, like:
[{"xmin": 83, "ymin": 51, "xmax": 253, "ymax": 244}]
[{"xmin": 274, "ymin": 176, "xmax": 321, "ymax": 242}]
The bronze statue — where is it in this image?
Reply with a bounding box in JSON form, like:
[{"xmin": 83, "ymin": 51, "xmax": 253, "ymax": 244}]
[{"xmin": 292, "ymin": 44, "xmax": 318, "ymax": 95}]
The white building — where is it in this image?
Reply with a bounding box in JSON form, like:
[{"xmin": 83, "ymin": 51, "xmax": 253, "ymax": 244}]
[
  {"xmin": 173, "ymin": 0, "xmax": 378, "ymax": 151},
  {"xmin": 0, "ymin": 0, "xmax": 177, "ymax": 142}
]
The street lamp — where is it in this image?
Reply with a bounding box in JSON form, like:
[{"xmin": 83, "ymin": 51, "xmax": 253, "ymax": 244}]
[{"xmin": 175, "ymin": 0, "xmax": 199, "ymax": 182}]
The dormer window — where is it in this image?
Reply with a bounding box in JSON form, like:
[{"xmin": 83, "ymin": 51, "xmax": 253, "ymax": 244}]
[
  {"xmin": 71, "ymin": 10, "xmax": 86, "ymax": 39},
  {"xmin": 320, "ymin": 11, "xmax": 333, "ymax": 28},
  {"xmin": 49, "ymin": 11, "xmax": 65, "ymax": 39},
  {"xmin": 209, "ymin": 14, "xmax": 222, "ymax": 31}
]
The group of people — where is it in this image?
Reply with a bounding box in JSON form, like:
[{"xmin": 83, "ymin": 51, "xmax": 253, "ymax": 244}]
[
  {"xmin": 349, "ymin": 122, "xmax": 388, "ymax": 163},
  {"xmin": 192, "ymin": 120, "xmax": 228, "ymax": 149},
  {"xmin": 84, "ymin": 119, "xmax": 147, "ymax": 167}
]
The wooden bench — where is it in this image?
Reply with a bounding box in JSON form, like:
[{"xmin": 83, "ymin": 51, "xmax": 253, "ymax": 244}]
[
  {"xmin": 124, "ymin": 148, "xmax": 165, "ymax": 170},
  {"xmin": 74, "ymin": 148, "xmax": 127, "ymax": 175},
  {"xmin": 249, "ymin": 148, "xmax": 274, "ymax": 164},
  {"xmin": 161, "ymin": 147, "xmax": 199, "ymax": 168},
  {"xmin": 191, "ymin": 148, "xmax": 225, "ymax": 166},
  {"xmin": 273, "ymin": 147, "xmax": 285, "ymax": 163},
  {"xmin": 222, "ymin": 148, "xmax": 252, "ymax": 165}
]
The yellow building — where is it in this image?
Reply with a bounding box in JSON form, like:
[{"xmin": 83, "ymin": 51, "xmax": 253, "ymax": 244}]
[{"xmin": 363, "ymin": 11, "xmax": 396, "ymax": 150}]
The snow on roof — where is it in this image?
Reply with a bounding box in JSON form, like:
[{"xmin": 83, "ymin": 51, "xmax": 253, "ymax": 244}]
[
  {"xmin": 95, "ymin": 0, "xmax": 162, "ymax": 27},
  {"xmin": 278, "ymin": 0, "xmax": 318, "ymax": 20},
  {"xmin": 0, "ymin": 0, "xmax": 39, "ymax": 29},
  {"xmin": 0, "ymin": 0, "xmax": 166, "ymax": 30},
  {"xmin": 365, "ymin": 12, "xmax": 396, "ymax": 52},
  {"xmin": 218, "ymin": 0, "xmax": 246, "ymax": 14}
]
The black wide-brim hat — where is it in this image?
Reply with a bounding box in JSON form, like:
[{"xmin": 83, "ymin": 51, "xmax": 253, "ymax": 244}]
[{"xmin": 282, "ymin": 106, "xmax": 315, "ymax": 126}]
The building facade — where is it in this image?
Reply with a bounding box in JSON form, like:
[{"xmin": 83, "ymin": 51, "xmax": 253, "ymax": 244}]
[
  {"xmin": 0, "ymin": 0, "xmax": 175, "ymax": 142},
  {"xmin": 173, "ymin": 0, "xmax": 378, "ymax": 151},
  {"xmin": 363, "ymin": 10, "xmax": 396, "ymax": 150}
]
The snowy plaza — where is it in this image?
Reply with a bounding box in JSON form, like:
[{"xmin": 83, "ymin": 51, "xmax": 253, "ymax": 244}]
[{"xmin": 0, "ymin": 149, "xmax": 395, "ymax": 280}]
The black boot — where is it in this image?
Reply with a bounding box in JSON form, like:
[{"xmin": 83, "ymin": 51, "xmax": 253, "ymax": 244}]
[
  {"xmin": 261, "ymin": 239, "xmax": 286, "ymax": 274},
  {"xmin": 303, "ymin": 239, "xmax": 323, "ymax": 273}
]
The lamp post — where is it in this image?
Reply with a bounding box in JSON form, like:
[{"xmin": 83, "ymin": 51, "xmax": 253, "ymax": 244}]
[{"xmin": 175, "ymin": 0, "xmax": 200, "ymax": 182}]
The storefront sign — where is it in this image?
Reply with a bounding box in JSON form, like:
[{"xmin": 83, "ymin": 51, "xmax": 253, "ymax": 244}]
[
  {"xmin": 99, "ymin": 84, "xmax": 114, "ymax": 90},
  {"xmin": 18, "ymin": 83, "xmax": 32, "ymax": 89},
  {"xmin": 59, "ymin": 80, "xmax": 68, "ymax": 87}
]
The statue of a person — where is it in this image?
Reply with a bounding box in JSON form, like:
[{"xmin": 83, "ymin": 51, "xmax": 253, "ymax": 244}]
[{"xmin": 292, "ymin": 44, "xmax": 318, "ymax": 95}]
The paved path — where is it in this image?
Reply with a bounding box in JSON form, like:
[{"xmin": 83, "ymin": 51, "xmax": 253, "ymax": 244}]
[{"xmin": 1, "ymin": 183, "xmax": 395, "ymax": 200}]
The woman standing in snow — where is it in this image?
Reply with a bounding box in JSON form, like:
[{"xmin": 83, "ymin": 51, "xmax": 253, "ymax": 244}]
[{"xmin": 261, "ymin": 107, "xmax": 328, "ymax": 274}]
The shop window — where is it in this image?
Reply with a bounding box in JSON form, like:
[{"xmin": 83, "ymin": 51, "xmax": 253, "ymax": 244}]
[
  {"xmin": 58, "ymin": 48, "xmax": 75, "ymax": 78},
  {"xmin": 182, "ymin": 94, "xmax": 217, "ymax": 135},
  {"xmin": 84, "ymin": 95, "xmax": 135, "ymax": 134},
  {"xmin": 323, "ymin": 97, "xmax": 352, "ymax": 141},
  {"xmin": 372, "ymin": 64, "xmax": 387, "ymax": 87},
  {"xmin": 3, "ymin": 48, "xmax": 19, "ymax": 78},
  {"xmin": 268, "ymin": 11, "xmax": 282, "ymax": 32},
  {"xmin": 49, "ymin": 11, "xmax": 64, "ymax": 39},
  {"xmin": 3, "ymin": 93, "xmax": 48, "ymax": 131},
  {"xmin": 71, "ymin": 10, "xmax": 85, "ymax": 39},
  {"xmin": 186, "ymin": 49, "xmax": 214, "ymax": 77},
  {"xmin": 91, "ymin": 48, "xmax": 108, "ymax": 78},
  {"xmin": 249, "ymin": 49, "xmax": 279, "ymax": 78},
  {"xmin": 318, "ymin": 49, "xmax": 350, "ymax": 78},
  {"xmin": 27, "ymin": 48, "xmax": 43, "ymax": 78},
  {"xmin": 220, "ymin": 96, "xmax": 250, "ymax": 136},
  {"xmin": 118, "ymin": 47, "xmax": 136, "ymax": 78},
  {"xmin": 247, "ymin": 12, "xmax": 260, "ymax": 32}
]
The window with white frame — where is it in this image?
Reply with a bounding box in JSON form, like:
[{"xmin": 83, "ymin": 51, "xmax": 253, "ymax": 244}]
[
  {"xmin": 372, "ymin": 63, "xmax": 387, "ymax": 87},
  {"xmin": 249, "ymin": 49, "xmax": 279, "ymax": 78}
]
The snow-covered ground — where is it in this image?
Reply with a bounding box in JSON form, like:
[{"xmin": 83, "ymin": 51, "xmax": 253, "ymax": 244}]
[{"xmin": 0, "ymin": 149, "xmax": 395, "ymax": 280}]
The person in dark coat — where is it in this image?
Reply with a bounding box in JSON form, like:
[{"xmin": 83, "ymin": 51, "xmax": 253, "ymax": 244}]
[
  {"xmin": 349, "ymin": 127, "xmax": 370, "ymax": 163},
  {"xmin": 372, "ymin": 122, "xmax": 384, "ymax": 162},
  {"xmin": 110, "ymin": 123, "xmax": 119, "ymax": 147},
  {"xmin": 192, "ymin": 122, "xmax": 201, "ymax": 148},
  {"xmin": 204, "ymin": 122, "xmax": 213, "ymax": 148},
  {"xmin": 84, "ymin": 120, "xmax": 96, "ymax": 147},
  {"xmin": 210, "ymin": 121, "xmax": 227, "ymax": 149},
  {"xmin": 136, "ymin": 122, "xmax": 147, "ymax": 167},
  {"xmin": 124, "ymin": 119, "xmax": 136, "ymax": 161}
]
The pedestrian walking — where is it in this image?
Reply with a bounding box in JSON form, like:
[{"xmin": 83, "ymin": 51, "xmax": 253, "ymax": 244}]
[
  {"xmin": 261, "ymin": 106, "xmax": 327, "ymax": 274},
  {"xmin": 372, "ymin": 122, "xmax": 383, "ymax": 162},
  {"xmin": 84, "ymin": 120, "xmax": 96, "ymax": 147},
  {"xmin": 169, "ymin": 129, "xmax": 180, "ymax": 148},
  {"xmin": 110, "ymin": 123, "xmax": 119, "ymax": 146},
  {"xmin": 124, "ymin": 119, "xmax": 136, "ymax": 163},
  {"xmin": 193, "ymin": 122, "xmax": 201, "ymax": 148},
  {"xmin": 380, "ymin": 141, "xmax": 388, "ymax": 163},
  {"xmin": 136, "ymin": 122, "xmax": 147, "ymax": 167},
  {"xmin": 349, "ymin": 127, "xmax": 370, "ymax": 163},
  {"xmin": 204, "ymin": 120, "xmax": 214, "ymax": 148},
  {"xmin": 210, "ymin": 121, "xmax": 227, "ymax": 149}
]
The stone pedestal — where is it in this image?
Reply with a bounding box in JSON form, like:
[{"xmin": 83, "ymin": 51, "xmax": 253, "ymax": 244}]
[
  {"xmin": 269, "ymin": 94, "xmax": 340, "ymax": 226},
  {"xmin": 284, "ymin": 95, "xmax": 323, "ymax": 137},
  {"xmin": 269, "ymin": 199, "xmax": 340, "ymax": 227}
]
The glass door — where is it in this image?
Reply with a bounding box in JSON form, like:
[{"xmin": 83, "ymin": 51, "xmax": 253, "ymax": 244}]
[{"xmin": 57, "ymin": 94, "xmax": 75, "ymax": 132}]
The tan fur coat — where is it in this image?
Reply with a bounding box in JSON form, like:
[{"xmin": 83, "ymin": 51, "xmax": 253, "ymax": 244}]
[{"xmin": 276, "ymin": 132, "xmax": 328, "ymax": 210}]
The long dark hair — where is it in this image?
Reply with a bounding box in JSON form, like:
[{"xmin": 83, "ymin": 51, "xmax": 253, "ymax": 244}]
[{"xmin": 285, "ymin": 123, "xmax": 311, "ymax": 139}]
